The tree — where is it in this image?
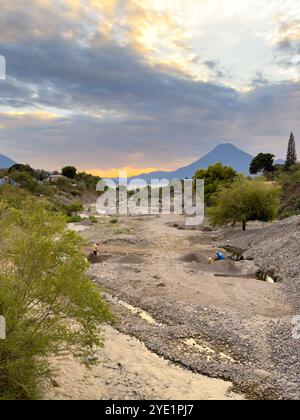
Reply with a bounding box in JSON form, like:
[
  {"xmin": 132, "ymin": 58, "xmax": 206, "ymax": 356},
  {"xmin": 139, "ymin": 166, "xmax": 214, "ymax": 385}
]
[
  {"xmin": 0, "ymin": 199, "xmax": 113, "ymax": 399},
  {"xmin": 285, "ymin": 132, "xmax": 297, "ymax": 170},
  {"xmin": 8, "ymin": 164, "xmax": 35, "ymax": 176},
  {"xmin": 62, "ymin": 166, "xmax": 77, "ymax": 179},
  {"xmin": 194, "ymin": 163, "xmax": 237, "ymax": 206},
  {"xmin": 208, "ymin": 177, "xmax": 281, "ymax": 231},
  {"xmin": 250, "ymin": 153, "xmax": 275, "ymax": 178}
]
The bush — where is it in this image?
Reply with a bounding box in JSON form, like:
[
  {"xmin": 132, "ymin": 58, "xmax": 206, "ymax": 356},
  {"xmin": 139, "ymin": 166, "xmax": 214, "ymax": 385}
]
[
  {"xmin": 0, "ymin": 200, "xmax": 113, "ymax": 400},
  {"xmin": 67, "ymin": 215, "xmax": 82, "ymax": 223},
  {"xmin": 9, "ymin": 171, "xmax": 39, "ymax": 193},
  {"xmin": 0, "ymin": 185, "xmax": 29, "ymax": 208},
  {"xmin": 63, "ymin": 201, "xmax": 84, "ymax": 217},
  {"xmin": 277, "ymin": 163, "xmax": 300, "ymax": 218},
  {"xmin": 209, "ymin": 177, "xmax": 281, "ymax": 230}
]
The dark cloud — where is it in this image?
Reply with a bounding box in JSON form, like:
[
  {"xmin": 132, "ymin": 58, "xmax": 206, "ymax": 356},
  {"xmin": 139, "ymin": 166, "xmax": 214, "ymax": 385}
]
[
  {"xmin": 251, "ymin": 72, "xmax": 269, "ymax": 88},
  {"xmin": 0, "ymin": 37, "xmax": 237, "ymax": 115},
  {"xmin": 203, "ymin": 60, "xmax": 217, "ymax": 70},
  {"xmin": 0, "ymin": 17, "xmax": 299, "ymax": 170}
]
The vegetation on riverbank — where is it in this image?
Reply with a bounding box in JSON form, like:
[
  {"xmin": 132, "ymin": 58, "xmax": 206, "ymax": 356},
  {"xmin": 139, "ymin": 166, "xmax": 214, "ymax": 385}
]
[
  {"xmin": 200, "ymin": 133, "xmax": 299, "ymax": 229},
  {"xmin": 0, "ymin": 132, "xmax": 299, "ymax": 398},
  {"xmin": 0, "ymin": 195, "xmax": 113, "ymax": 400}
]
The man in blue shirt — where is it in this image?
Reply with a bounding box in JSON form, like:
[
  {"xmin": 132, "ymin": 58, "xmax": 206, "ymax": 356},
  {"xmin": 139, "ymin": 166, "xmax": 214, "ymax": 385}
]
[{"xmin": 215, "ymin": 251, "xmax": 225, "ymax": 261}]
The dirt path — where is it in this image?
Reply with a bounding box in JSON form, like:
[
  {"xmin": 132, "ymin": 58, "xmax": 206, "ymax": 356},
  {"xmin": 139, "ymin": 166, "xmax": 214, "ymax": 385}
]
[{"xmin": 56, "ymin": 214, "xmax": 296, "ymax": 400}]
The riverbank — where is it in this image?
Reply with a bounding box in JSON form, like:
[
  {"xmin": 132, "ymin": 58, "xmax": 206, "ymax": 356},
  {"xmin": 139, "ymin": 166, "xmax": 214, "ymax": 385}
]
[{"xmin": 50, "ymin": 214, "xmax": 298, "ymax": 400}]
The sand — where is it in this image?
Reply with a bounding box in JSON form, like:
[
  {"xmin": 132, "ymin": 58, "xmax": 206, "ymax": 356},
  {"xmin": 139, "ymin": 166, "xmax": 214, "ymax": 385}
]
[{"xmin": 47, "ymin": 326, "xmax": 243, "ymax": 400}]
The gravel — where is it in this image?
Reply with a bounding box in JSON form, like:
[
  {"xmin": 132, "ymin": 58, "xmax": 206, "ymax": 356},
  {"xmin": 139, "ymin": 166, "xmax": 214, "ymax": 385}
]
[
  {"xmin": 219, "ymin": 216, "xmax": 300, "ymax": 399},
  {"xmin": 221, "ymin": 215, "xmax": 300, "ymax": 310}
]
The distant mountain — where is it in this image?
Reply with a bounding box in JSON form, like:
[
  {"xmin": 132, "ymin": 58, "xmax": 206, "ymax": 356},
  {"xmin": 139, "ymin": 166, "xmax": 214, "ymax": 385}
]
[
  {"xmin": 128, "ymin": 143, "xmax": 255, "ymax": 183},
  {"xmin": 0, "ymin": 154, "xmax": 16, "ymax": 169}
]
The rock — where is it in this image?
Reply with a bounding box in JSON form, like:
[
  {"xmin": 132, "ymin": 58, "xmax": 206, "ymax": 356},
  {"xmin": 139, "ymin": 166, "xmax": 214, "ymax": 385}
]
[
  {"xmin": 80, "ymin": 219, "xmax": 93, "ymax": 226},
  {"xmin": 254, "ymin": 369, "xmax": 272, "ymax": 381}
]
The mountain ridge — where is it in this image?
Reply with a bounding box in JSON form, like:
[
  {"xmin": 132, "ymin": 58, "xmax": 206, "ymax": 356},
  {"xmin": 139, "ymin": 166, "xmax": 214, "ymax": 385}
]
[
  {"xmin": 0, "ymin": 154, "xmax": 16, "ymax": 169},
  {"xmin": 127, "ymin": 143, "xmax": 260, "ymax": 182}
]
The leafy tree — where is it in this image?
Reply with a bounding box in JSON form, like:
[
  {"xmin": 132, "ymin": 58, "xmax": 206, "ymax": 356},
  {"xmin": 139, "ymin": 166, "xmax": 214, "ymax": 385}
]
[
  {"xmin": 62, "ymin": 166, "xmax": 77, "ymax": 179},
  {"xmin": 285, "ymin": 132, "xmax": 297, "ymax": 170},
  {"xmin": 8, "ymin": 164, "xmax": 35, "ymax": 176},
  {"xmin": 209, "ymin": 177, "xmax": 281, "ymax": 231},
  {"xmin": 194, "ymin": 163, "xmax": 237, "ymax": 206},
  {"xmin": 0, "ymin": 199, "xmax": 113, "ymax": 399},
  {"xmin": 250, "ymin": 153, "xmax": 275, "ymax": 178}
]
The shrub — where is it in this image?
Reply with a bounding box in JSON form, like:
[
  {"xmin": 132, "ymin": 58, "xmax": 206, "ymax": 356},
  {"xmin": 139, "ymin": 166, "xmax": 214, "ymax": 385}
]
[
  {"xmin": 277, "ymin": 163, "xmax": 300, "ymax": 218},
  {"xmin": 0, "ymin": 200, "xmax": 113, "ymax": 400},
  {"xmin": 63, "ymin": 201, "xmax": 84, "ymax": 217},
  {"xmin": 0, "ymin": 185, "xmax": 29, "ymax": 208},
  {"xmin": 67, "ymin": 214, "xmax": 82, "ymax": 223}
]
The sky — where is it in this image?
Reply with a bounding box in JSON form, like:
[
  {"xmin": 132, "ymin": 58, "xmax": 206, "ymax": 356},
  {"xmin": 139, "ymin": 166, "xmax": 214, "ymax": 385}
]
[{"xmin": 0, "ymin": 0, "xmax": 300, "ymax": 176}]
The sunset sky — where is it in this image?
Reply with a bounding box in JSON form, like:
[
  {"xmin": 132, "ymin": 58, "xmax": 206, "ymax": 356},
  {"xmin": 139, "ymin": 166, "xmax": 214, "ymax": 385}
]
[{"xmin": 0, "ymin": 0, "xmax": 300, "ymax": 176}]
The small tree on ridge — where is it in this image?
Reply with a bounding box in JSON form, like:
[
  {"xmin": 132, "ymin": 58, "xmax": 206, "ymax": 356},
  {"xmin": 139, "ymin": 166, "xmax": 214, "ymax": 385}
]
[{"xmin": 285, "ymin": 132, "xmax": 297, "ymax": 170}]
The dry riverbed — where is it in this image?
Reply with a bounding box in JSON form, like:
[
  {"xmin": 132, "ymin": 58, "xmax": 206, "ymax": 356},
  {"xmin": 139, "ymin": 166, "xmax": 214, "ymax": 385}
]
[
  {"xmin": 50, "ymin": 214, "xmax": 299, "ymax": 400},
  {"xmin": 48, "ymin": 326, "xmax": 242, "ymax": 400}
]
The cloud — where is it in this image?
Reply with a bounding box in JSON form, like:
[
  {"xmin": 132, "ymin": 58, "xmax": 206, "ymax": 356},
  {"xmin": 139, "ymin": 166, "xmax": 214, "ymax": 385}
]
[
  {"xmin": 0, "ymin": 0, "xmax": 300, "ymax": 172},
  {"xmin": 1, "ymin": 79, "xmax": 299, "ymax": 171}
]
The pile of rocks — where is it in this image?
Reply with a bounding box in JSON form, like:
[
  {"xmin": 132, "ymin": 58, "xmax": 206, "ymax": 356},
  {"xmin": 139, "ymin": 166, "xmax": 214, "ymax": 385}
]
[{"xmin": 222, "ymin": 215, "xmax": 300, "ymax": 309}]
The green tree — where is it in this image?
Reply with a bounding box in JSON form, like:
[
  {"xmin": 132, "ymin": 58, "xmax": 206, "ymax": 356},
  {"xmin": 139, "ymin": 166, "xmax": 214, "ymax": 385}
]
[
  {"xmin": 250, "ymin": 153, "xmax": 275, "ymax": 179},
  {"xmin": 208, "ymin": 177, "xmax": 280, "ymax": 231},
  {"xmin": 285, "ymin": 132, "xmax": 297, "ymax": 170},
  {"xmin": 62, "ymin": 166, "xmax": 77, "ymax": 179},
  {"xmin": 8, "ymin": 164, "xmax": 35, "ymax": 176},
  {"xmin": 0, "ymin": 199, "xmax": 113, "ymax": 400},
  {"xmin": 194, "ymin": 163, "xmax": 237, "ymax": 206}
]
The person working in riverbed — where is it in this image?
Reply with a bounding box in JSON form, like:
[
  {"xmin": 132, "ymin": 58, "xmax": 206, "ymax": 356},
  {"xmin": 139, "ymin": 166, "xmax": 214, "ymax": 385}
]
[
  {"xmin": 93, "ymin": 242, "xmax": 100, "ymax": 256},
  {"xmin": 209, "ymin": 251, "xmax": 225, "ymax": 264}
]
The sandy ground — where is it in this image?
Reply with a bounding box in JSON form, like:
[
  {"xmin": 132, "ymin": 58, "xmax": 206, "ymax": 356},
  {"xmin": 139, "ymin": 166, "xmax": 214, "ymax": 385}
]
[
  {"xmin": 48, "ymin": 326, "xmax": 242, "ymax": 400},
  {"xmin": 50, "ymin": 214, "xmax": 297, "ymax": 400}
]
